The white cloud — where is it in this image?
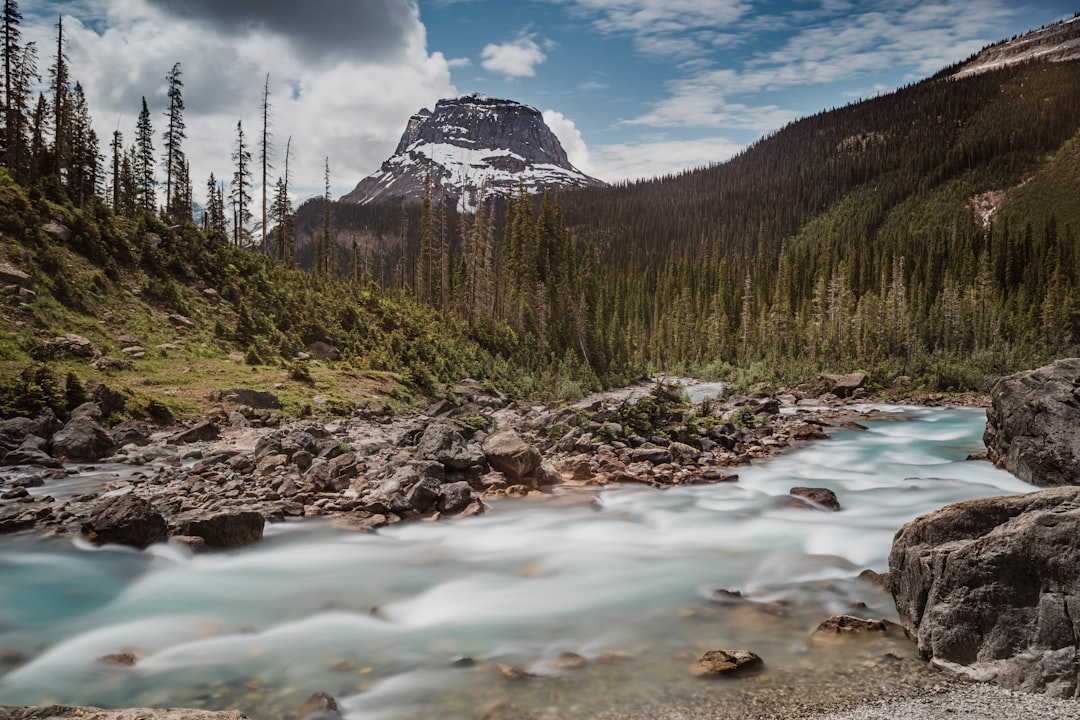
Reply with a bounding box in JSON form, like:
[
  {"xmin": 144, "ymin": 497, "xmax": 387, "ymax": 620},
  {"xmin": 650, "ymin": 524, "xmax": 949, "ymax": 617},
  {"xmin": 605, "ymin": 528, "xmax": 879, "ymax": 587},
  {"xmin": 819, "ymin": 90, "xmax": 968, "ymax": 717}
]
[
  {"xmin": 542, "ymin": 109, "xmax": 591, "ymax": 174},
  {"xmin": 589, "ymin": 136, "xmax": 745, "ymax": 182},
  {"xmin": 22, "ymin": 0, "xmax": 456, "ymax": 203},
  {"xmin": 480, "ymin": 34, "xmax": 548, "ymax": 78}
]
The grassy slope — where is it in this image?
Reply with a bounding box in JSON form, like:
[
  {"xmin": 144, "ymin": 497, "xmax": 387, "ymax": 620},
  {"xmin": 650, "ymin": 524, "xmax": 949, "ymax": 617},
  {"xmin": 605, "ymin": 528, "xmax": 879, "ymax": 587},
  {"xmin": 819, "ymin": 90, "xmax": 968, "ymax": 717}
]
[{"xmin": 0, "ymin": 171, "xmax": 532, "ymax": 423}]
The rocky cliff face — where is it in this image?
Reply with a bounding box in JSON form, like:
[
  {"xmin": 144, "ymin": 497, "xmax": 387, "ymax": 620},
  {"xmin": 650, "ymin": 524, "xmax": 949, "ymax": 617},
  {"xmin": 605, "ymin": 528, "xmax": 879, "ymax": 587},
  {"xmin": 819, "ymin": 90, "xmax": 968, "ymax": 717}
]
[
  {"xmin": 951, "ymin": 15, "xmax": 1080, "ymax": 78},
  {"xmin": 341, "ymin": 94, "xmax": 604, "ymax": 211}
]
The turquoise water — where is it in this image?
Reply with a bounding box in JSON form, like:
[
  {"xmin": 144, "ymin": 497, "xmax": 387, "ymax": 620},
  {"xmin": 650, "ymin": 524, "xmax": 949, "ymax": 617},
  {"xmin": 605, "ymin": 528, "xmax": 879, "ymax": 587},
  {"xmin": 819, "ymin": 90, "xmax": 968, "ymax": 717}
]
[{"xmin": 0, "ymin": 407, "xmax": 1032, "ymax": 718}]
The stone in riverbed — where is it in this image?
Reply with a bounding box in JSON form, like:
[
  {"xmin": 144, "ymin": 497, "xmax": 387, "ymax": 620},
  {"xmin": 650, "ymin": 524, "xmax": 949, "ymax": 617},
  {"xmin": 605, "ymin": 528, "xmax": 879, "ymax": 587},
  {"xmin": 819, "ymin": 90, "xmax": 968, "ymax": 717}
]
[
  {"xmin": 889, "ymin": 486, "xmax": 1080, "ymax": 697},
  {"xmin": 790, "ymin": 486, "xmax": 841, "ymax": 511},
  {"xmin": 690, "ymin": 649, "xmax": 764, "ymax": 676},
  {"xmin": 81, "ymin": 494, "xmax": 167, "ymax": 548},
  {"xmin": 811, "ymin": 615, "xmax": 895, "ymax": 638},
  {"xmin": 51, "ymin": 406, "xmax": 116, "ymax": 462},
  {"xmin": 984, "ymin": 358, "xmax": 1080, "ymax": 486},
  {"xmin": 179, "ymin": 510, "xmax": 265, "ymax": 549},
  {"xmin": 482, "ymin": 429, "xmax": 541, "ymax": 479},
  {"xmin": 820, "ymin": 372, "xmax": 867, "ymax": 399}
]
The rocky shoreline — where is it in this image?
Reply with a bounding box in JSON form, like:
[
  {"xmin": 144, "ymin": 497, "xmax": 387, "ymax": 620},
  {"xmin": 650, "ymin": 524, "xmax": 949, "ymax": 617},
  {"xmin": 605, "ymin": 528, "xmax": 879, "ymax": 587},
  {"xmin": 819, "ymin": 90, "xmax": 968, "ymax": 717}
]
[{"xmin": 0, "ymin": 375, "xmax": 922, "ymax": 550}]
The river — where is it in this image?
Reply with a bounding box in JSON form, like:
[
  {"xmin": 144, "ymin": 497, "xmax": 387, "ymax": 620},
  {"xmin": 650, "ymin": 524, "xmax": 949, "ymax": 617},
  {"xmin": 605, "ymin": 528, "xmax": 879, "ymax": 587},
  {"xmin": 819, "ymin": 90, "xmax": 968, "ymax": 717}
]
[{"xmin": 0, "ymin": 405, "xmax": 1033, "ymax": 719}]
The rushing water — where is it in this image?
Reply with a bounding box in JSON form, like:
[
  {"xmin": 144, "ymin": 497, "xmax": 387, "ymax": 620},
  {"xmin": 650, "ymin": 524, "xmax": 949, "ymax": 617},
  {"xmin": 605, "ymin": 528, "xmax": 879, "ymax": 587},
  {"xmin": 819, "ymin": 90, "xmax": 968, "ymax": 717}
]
[{"xmin": 0, "ymin": 406, "xmax": 1033, "ymax": 719}]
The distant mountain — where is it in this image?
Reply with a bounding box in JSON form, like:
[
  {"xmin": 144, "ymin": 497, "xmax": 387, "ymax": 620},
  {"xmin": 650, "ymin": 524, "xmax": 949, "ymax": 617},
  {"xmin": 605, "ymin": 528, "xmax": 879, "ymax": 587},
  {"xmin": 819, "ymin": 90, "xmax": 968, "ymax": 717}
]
[
  {"xmin": 948, "ymin": 14, "xmax": 1080, "ymax": 78},
  {"xmin": 340, "ymin": 93, "xmax": 605, "ymax": 211}
]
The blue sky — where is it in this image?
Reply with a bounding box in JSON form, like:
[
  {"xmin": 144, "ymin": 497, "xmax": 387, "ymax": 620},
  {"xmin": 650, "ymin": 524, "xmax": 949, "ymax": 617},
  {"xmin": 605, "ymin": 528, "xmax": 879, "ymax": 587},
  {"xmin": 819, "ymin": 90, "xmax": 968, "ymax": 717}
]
[{"xmin": 21, "ymin": 0, "xmax": 1078, "ymax": 200}]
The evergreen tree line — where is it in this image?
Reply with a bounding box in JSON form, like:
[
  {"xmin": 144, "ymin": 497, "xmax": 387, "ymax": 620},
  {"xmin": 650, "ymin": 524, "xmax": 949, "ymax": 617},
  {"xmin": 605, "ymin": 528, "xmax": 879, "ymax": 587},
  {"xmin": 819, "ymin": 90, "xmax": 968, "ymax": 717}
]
[
  {"xmin": 0, "ymin": 4, "xmax": 296, "ymax": 255},
  {"xmin": 300, "ymin": 57, "xmax": 1080, "ymax": 390}
]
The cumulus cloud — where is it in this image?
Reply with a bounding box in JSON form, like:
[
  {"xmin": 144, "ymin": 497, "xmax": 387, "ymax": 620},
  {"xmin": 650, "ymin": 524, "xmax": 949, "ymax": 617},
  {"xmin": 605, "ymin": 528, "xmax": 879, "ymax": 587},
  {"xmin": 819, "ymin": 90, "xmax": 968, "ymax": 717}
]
[
  {"xmin": 142, "ymin": 0, "xmax": 420, "ymax": 63},
  {"xmin": 542, "ymin": 109, "xmax": 591, "ymax": 174},
  {"xmin": 481, "ymin": 34, "xmax": 547, "ymax": 78},
  {"xmin": 589, "ymin": 136, "xmax": 745, "ymax": 182},
  {"xmin": 22, "ymin": 0, "xmax": 456, "ymax": 202}
]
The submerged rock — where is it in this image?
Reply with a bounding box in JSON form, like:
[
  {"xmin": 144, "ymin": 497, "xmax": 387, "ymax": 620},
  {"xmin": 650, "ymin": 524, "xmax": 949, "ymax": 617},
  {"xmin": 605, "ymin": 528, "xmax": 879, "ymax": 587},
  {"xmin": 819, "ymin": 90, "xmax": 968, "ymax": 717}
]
[
  {"xmin": 690, "ymin": 649, "xmax": 764, "ymax": 676},
  {"xmin": 790, "ymin": 486, "xmax": 841, "ymax": 511},
  {"xmin": 984, "ymin": 358, "xmax": 1080, "ymax": 486},
  {"xmin": 889, "ymin": 486, "xmax": 1080, "ymax": 697}
]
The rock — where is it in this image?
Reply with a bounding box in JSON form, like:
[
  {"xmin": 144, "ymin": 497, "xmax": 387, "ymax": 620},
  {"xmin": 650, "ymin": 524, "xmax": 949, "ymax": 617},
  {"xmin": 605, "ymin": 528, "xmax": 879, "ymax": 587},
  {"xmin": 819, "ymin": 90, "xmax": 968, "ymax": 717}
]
[
  {"xmin": 111, "ymin": 421, "xmax": 151, "ymax": 448},
  {"xmin": 98, "ymin": 652, "xmax": 139, "ymax": 666},
  {"xmin": 984, "ymin": 358, "xmax": 1080, "ymax": 486},
  {"xmin": 407, "ymin": 477, "xmax": 442, "ymax": 514},
  {"xmin": 690, "ymin": 649, "xmax": 764, "ymax": 676},
  {"xmin": 438, "ymin": 480, "xmax": 474, "ymax": 514},
  {"xmin": 299, "ymin": 691, "xmax": 341, "ymax": 720},
  {"xmin": 482, "ymin": 429, "xmax": 541, "ymax": 479},
  {"xmin": 790, "ymin": 486, "xmax": 841, "ymax": 511},
  {"xmin": 82, "ymin": 494, "xmax": 167, "ymax": 548},
  {"xmin": 306, "ymin": 342, "xmax": 341, "ymax": 361},
  {"xmin": 2, "ymin": 444, "xmax": 61, "ymax": 468},
  {"xmin": 30, "ymin": 334, "xmax": 100, "ymax": 360},
  {"xmin": 224, "ymin": 388, "xmax": 281, "ymax": 409},
  {"xmin": 179, "ymin": 510, "xmax": 265, "ymax": 549},
  {"xmin": 416, "ymin": 423, "xmax": 484, "ymax": 470},
  {"xmin": 811, "ymin": 615, "xmax": 894, "ymax": 638},
  {"xmin": 858, "ymin": 568, "xmax": 891, "ymax": 591},
  {"xmin": 168, "ymin": 422, "xmax": 219, "ymax": 445},
  {"xmin": 0, "ymin": 409, "xmax": 62, "ymax": 451},
  {"xmin": 91, "ymin": 356, "xmax": 134, "ymax": 372},
  {"xmin": 41, "ymin": 220, "xmax": 73, "ymax": 243},
  {"xmin": 889, "ymin": 486, "xmax": 1080, "ymax": 697},
  {"xmin": 92, "ymin": 384, "xmax": 128, "ymax": 418},
  {"xmin": 51, "ymin": 414, "xmax": 116, "ymax": 462},
  {"xmin": 629, "ymin": 445, "xmax": 673, "ymax": 465},
  {"xmin": 820, "ymin": 373, "xmax": 867, "ymax": 399},
  {"xmin": 0, "ymin": 261, "xmax": 31, "ymax": 287}
]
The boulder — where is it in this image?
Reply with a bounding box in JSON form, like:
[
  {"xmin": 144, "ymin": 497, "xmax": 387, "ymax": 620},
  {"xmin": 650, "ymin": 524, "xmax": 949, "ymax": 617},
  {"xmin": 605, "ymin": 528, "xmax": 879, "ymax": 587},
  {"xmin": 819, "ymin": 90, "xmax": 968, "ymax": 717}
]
[
  {"xmin": 811, "ymin": 615, "xmax": 894, "ymax": 638},
  {"xmin": 984, "ymin": 358, "xmax": 1080, "ymax": 486},
  {"xmin": 820, "ymin": 372, "xmax": 867, "ymax": 399},
  {"xmin": 0, "ymin": 409, "xmax": 62, "ymax": 452},
  {"xmin": 168, "ymin": 422, "xmax": 220, "ymax": 445},
  {"xmin": 51, "ymin": 414, "xmax": 116, "ymax": 462},
  {"xmin": 416, "ymin": 423, "xmax": 484, "ymax": 470},
  {"xmin": 482, "ymin": 429, "xmax": 541, "ymax": 479},
  {"xmin": 3, "ymin": 443, "xmax": 61, "ymax": 468},
  {"xmin": 438, "ymin": 481, "xmax": 474, "ymax": 514},
  {"xmin": 82, "ymin": 493, "xmax": 167, "ymax": 548},
  {"xmin": 0, "ymin": 261, "xmax": 31, "ymax": 287},
  {"xmin": 224, "ymin": 388, "xmax": 281, "ymax": 409},
  {"xmin": 889, "ymin": 486, "xmax": 1080, "ymax": 697},
  {"xmin": 179, "ymin": 510, "xmax": 265, "ymax": 549},
  {"xmin": 306, "ymin": 342, "xmax": 341, "ymax": 361},
  {"xmin": 629, "ymin": 445, "xmax": 673, "ymax": 465},
  {"xmin": 41, "ymin": 220, "xmax": 73, "ymax": 243},
  {"xmin": 790, "ymin": 486, "xmax": 841, "ymax": 511},
  {"xmin": 690, "ymin": 649, "xmax": 763, "ymax": 676},
  {"xmin": 30, "ymin": 334, "xmax": 100, "ymax": 360}
]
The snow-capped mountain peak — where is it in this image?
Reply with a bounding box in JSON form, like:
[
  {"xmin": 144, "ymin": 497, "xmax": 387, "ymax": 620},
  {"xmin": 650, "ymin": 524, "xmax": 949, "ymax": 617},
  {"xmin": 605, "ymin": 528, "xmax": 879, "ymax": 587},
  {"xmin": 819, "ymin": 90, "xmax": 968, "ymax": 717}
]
[{"xmin": 341, "ymin": 94, "xmax": 605, "ymax": 211}]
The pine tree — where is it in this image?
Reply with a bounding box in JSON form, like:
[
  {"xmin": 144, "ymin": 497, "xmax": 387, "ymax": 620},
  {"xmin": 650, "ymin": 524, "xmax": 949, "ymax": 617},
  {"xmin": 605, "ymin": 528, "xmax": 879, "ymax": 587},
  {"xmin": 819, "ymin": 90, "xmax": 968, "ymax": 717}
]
[
  {"xmin": 47, "ymin": 15, "xmax": 69, "ymax": 184},
  {"xmin": 162, "ymin": 62, "xmax": 186, "ymax": 220},
  {"xmin": 229, "ymin": 119, "xmax": 253, "ymax": 245},
  {"xmin": 259, "ymin": 73, "xmax": 272, "ymax": 254},
  {"xmin": 67, "ymin": 81, "xmax": 99, "ymax": 205},
  {"xmin": 205, "ymin": 172, "xmax": 227, "ymax": 236},
  {"xmin": 109, "ymin": 128, "xmax": 122, "ymax": 210},
  {"xmin": 3, "ymin": 39, "xmax": 35, "ymax": 180},
  {"xmin": 134, "ymin": 96, "xmax": 155, "ymax": 211},
  {"xmin": 2, "ymin": 0, "xmax": 21, "ymax": 163},
  {"xmin": 315, "ymin": 156, "xmax": 333, "ymax": 275}
]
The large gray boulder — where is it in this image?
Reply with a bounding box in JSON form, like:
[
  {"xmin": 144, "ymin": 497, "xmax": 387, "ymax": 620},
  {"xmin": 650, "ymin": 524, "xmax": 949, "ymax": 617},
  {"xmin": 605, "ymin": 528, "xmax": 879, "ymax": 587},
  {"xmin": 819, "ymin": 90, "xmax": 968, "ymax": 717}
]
[
  {"xmin": 51, "ymin": 409, "xmax": 116, "ymax": 462},
  {"xmin": 81, "ymin": 493, "xmax": 167, "ymax": 548},
  {"xmin": 889, "ymin": 486, "xmax": 1080, "ymax": 697},
  {"xmin": 178, "ymin": 511, "xmax": 265, "ymax": 549},
  {"xmin": 984, "ymin": 358, "xmax": 1080, "ymax": 486},
  {"xmin": 482, "ymin": 429, "xmax": 541, "ymax": 479}
]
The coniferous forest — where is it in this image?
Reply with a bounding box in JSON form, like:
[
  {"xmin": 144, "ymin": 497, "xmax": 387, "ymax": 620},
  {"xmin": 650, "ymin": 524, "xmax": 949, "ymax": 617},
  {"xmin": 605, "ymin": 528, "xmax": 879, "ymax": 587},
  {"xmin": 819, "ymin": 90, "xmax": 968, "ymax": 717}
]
[{"xmin": 3, "ymin": 0, "xmax": 1080, "ymax": 413}]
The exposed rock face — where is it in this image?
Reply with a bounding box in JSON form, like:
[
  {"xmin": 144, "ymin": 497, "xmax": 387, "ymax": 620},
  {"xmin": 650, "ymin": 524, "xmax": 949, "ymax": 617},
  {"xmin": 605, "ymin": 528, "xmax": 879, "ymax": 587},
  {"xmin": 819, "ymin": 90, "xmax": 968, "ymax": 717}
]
[
  {"xmin": 889, "ymin": 486, "xmax": 1080, "ymax": 697},
  {"xmin": 984, "ymin": 358, "xmax": 1080, "ymax": 487},
  {"xmin": 951, "ymin": 16, "xmax": 1080, "ymax": 78},
  {"xmin": 81, "ymin": 493, "xmax": 167, "ymax": 548},
  {"xmin": 341, "ymin": 93, "xmax": 605, "ymax": 211}
]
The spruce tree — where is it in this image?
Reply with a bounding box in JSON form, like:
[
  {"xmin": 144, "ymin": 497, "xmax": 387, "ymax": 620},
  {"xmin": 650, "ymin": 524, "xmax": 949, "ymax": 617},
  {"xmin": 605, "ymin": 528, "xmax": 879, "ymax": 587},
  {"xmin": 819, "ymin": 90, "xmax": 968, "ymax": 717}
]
[
  {"xmin": 162, "ymin": 62, "xmax": 186, "ymax": 220},
  {"xmin": 134, "ymin": 96, "xmax": 155, "ymax": 211},
  {"xmin": 259, "ymin": 73, "xmax": 272, "ymax": 254},
  {"xmin": 229, "ymin": 120, "xmax": 252, "ymax": 245},
  {"xmin": 47, "ymin": 15, "xmax": 69, "ymax": 184}
]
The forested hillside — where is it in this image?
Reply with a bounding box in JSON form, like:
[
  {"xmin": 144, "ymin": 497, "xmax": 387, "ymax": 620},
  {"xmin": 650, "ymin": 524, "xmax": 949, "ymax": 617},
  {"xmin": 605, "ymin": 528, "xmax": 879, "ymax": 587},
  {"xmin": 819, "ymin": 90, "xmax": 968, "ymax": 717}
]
[{"xmin": 303, "ymin": 49, "xmax": 1080, "ymax": 390}]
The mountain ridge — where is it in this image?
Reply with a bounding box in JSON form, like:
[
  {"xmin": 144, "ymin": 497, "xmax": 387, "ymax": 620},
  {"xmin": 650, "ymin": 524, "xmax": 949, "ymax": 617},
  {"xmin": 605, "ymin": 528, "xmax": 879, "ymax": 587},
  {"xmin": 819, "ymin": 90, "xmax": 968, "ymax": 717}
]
[{"xmin": 340, "ymin": 93, "xmax": 605, "ymax": 211}]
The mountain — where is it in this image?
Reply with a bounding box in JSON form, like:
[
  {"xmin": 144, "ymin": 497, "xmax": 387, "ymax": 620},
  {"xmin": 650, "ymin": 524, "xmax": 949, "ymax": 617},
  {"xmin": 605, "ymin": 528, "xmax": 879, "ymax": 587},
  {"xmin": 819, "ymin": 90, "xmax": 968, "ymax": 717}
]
[
  {"xmin": 948, "ymin": 14, "xmax": 1080, "ymax": 78},
  {"xmin": 340, "ymin": 93, "xmax": 605, "ymax": 210}
]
